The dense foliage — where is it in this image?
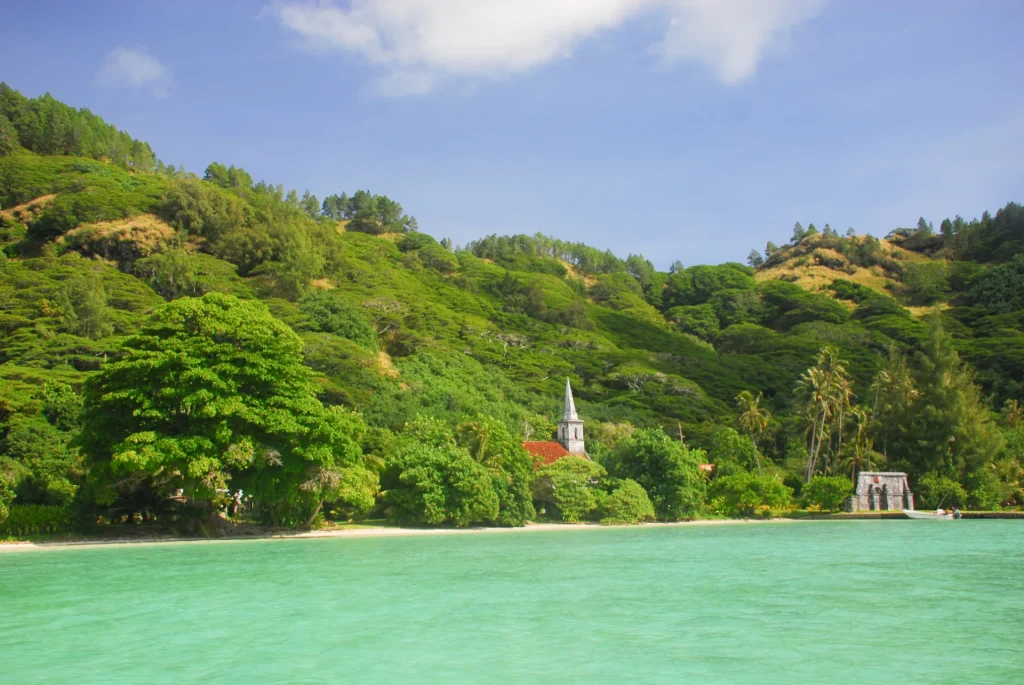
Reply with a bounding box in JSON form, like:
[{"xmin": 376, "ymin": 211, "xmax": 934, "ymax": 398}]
[
  {"xmin": 599, "ymin": 479, "xmax": 656, "ymax": 524},
  {"xmin": 708, "ymin": 473, "xmax": 793, "ymax": 517},
  {"xmin": 603, "ymin": 428, "xmax": 707, "ymax": 520},
  {"xmin": 532, "ymin": 456, "xmax": 607, "ymax": 523},
  {"xmin": 802, "ymin": 475, "xmax": 853, "ymax": 512},
  {"xmin": 1, "ymin": 85, "xmax": 1022, "ymax": 537},
  {"xmin": 0, "ymin": 83, "xmax": 156, "ymax": 169},
  {"xmin": 78, "ymin": 293, "xmax": 377, "ymax": 527}
]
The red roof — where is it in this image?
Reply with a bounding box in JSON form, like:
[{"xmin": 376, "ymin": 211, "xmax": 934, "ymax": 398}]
[{"xmin": 523, "ymin": 441, "xmax": 570, "ymax": 466}]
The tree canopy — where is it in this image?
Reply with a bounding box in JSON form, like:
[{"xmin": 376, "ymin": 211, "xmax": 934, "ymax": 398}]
[{"xmin": 78, "ymin": 293, "xmax": 376, "ymax": 525}]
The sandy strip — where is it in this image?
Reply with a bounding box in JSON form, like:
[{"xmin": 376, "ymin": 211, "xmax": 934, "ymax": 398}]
[{"xmin": 0, "ymin": 518, "xmax": 798, "ymax": 553}]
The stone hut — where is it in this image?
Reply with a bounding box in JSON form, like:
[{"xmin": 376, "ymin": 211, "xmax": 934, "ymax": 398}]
[
  {"xmin": 523, "ymin": 378, "xmax": 588, "ymax": 467},
  {"xmin": 845, "ymin": 471, "xmax": 914, "ymax": 512}
]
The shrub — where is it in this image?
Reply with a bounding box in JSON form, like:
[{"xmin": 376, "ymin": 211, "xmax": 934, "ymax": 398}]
[
  {"xmin": 915, "ymin": 473, "xmax": 968, "ymax": 509},
  {"xmin": 532, "ymin": 456, "xmax": 606, "ymax": 523},
  {"xmin": 758, "ymin": 280, "xmax": 850, "ymax": 330},
  {"xmin": 664, "ymin": 263, "xmax": 755, "ymax": 309},
  {"xmin": 299, "ymin": 290, "xmax": 378, "ymax": 350},
  {"xmin": 418, "ymin": 243, "xmax": 458, "ymax": 273},
  {"xmin": 965, "ymin": 254, "xmax": 1024, "ymax": 314},
  {"xmin": 899, "ymin": 262, "xmax": 950, "ymax": 306},
  {"xmin": 0, "ymin": 473, "xmax": 13, "ymax": 524},
  {"xmin": 158, "ymin": 178, "xmax": 252, "ymax": 242},
  {"xmin": 600, "ymin": 479, "xmax": 655, "ymax": 524},
  {"xmin": 527, "ymin": 259, "xmax": 567, "ymax": 277},
  {"xmin": 709, "ymin": 472, "xmax": 793, "ymax": 516},
  {"xmin": 603, "ymin": 428, "xmax": 707, "ymax": 520},
  {"xmin": 133, "ymin": 248, "xmax": 205, "ymax": 300},
  {"xmin": 396, "ymin": 232, "xmax": 437, "ymax": 252},
  {"xmin": 665, "ymin": 304, "xmax": 719, "ymax": 341},
  {"xmin": 802, "ymin": 475, "xmax": 852, "ymax": 511},
  {"xmin": 384, "ymin": 439, "xmax": 499, "ymax": 527},
  {"xmin": 0, "ymin": 504, "xmax": 73, "ymax": 537}
]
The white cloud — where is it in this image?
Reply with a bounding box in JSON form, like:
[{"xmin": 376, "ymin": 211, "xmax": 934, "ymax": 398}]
[
  {"xmin": 655, "ymin": 0, "xmax": 826, "ymax": 85},
  {"xmin": 368, "ymin": 70, "xmax": 436, "ymax": 97},
  {"xmin": 96, "ymin": 47, "xmax": 171, "ymax": 97},
  {"xmin": 267, "ymin": 0, "xmax": 826, "ymax": 95}
]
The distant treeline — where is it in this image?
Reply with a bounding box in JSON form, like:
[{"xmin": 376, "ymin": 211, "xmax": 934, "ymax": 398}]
[{"xmin": 0, "ymin": 83, "xmax": 156, "ymax": 170}]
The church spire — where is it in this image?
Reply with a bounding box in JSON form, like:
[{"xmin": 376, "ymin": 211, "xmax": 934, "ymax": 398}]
[
  {"xmin": 557, "ymin": 378, "xmax": 585, "ymax": 455},
  {"xmin": 563, "ymin": 377, "xmax": 578, "ymax": 421}
]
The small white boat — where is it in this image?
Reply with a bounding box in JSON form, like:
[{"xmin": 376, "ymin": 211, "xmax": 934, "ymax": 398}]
[{"xmin": 903, "ymin": 509, "xmax": 955, "ymax": 520}]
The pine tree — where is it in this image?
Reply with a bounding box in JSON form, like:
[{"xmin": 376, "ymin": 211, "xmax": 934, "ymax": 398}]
[
  {"xmin": 940, "ymin": 218, "xmax": 954, "ymax": 239},
  {"xmin": 300, "ymin": 190, "xmax": 320, "ymax": 219},
  {"xmin": 70, "ymin": 273, "xmax": 113, "ymax": 339},
  {"xmin": 889, "ymin": 316, "xmax": 1002, "ymax": 502},
  {"xmin": 0, "ymin": 114, "xmax": 17, "ymax": 155},
  {"xmin": 41, "ymin": 103, "xmax": 71, "ymax": 155}
]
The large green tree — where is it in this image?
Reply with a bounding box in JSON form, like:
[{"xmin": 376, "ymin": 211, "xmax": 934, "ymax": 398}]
[
  {"xmin": 531, "ymin": 456, "xmax": 607, "ymax": 523},
  {"xmin": 382, "ymin": 417, "xmax": 499, "ymax": 527},
  {"xmin": 456, "ymin": 416, "xmax": 536, "ymax": 526},
  {"xmin": 78, "ymin": 293, "xmax": 375, "ymax": 524},
  {"xmin": 603, "ymin": 428, "xmax": 706, "ymax": 520},
  {"xmin": 888, "ymin": 316, "xmax": 1003, "ymax": 504}
]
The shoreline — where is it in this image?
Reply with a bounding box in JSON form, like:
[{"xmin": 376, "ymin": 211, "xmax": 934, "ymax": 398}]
[
  {"xmin": 0, "ymin": 518, "xmax": 797, "ymax": 553},
  {"xmin": 4, "ymin": 512, "xmax": 1019, "ymax": 553}
]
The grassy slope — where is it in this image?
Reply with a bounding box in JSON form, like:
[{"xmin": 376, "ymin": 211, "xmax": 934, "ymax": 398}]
[
  {"xmin": 0, "ymin": 154, "xmax": 740, "ymax": 436},
  {"xmin": 1, "ymin": 152, "xmax": 1014, "ymax": 443},
  {"xmin": 755, "ymin": 233, "xmax": 928, "ymax": 306}
]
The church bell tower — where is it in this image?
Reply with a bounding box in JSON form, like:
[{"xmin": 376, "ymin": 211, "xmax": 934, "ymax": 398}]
[{"xmin": 557, "ymin": 378, "xmax": 585, "ymax": 455}]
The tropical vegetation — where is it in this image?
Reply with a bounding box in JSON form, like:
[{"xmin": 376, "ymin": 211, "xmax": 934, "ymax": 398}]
[{"xmin": 2, "ymin": 83, "xmax": 1023, "ymax": 537}]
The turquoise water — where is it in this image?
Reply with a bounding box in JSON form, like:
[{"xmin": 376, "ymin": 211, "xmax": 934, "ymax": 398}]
[{"xmin": 1, "ymin": 521, "xmax": 1022, "ymax": 684}]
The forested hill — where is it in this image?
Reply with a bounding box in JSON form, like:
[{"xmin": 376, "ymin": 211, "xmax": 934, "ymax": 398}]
[{"xmin": 1, "ymin": 83, "xmax": 1023, "ymax": 531}]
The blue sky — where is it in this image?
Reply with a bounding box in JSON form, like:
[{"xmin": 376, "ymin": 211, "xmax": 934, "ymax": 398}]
[{"xmin": 2, "ymin": 0, "xmax": 1022, "ymax": 268}]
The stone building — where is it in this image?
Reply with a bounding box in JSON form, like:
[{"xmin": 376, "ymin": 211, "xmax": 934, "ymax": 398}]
[
  {"xmin": 523, "ymin": 378, "xmax": 588, "ymax": 466},
  {"xmin": 845, "ymin": 471, "xmax": 914, "ymax": 512}
]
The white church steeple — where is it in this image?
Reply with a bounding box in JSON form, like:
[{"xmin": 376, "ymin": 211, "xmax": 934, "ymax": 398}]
[
  {"xmin": 563, "ymin": 377, "xmax": 578, "ymax": 421},
  {"xmin": 557, "ymin": 378, "xmax": 585, "ymax": 455}
]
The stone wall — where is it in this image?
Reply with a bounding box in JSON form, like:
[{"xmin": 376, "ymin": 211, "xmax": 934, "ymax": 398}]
[{"xmin": 846, "ymin": 471, "xmax": 913, "ymax": 512}]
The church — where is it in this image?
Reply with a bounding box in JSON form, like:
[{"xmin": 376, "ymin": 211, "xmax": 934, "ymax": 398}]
[{"xmin": 523, "ymin": 378, "xmax": 589, "ymax": 466}]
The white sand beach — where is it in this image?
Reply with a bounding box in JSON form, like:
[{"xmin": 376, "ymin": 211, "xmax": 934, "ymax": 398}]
[{"xmin": 0, "ymin": 518, "xmax": 798, "ymax": 553}]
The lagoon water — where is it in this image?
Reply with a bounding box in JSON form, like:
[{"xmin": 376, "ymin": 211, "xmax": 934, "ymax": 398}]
[{"xmin": 2, "ymin": 521, "xmax": 1022, "ymax": 684}]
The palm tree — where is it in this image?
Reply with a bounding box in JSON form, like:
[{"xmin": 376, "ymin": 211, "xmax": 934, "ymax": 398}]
[
  {"xmin": 869, "ymin": 351, "xmax": 918, "ymax": 459},
  {"xmin": 830, "ymin": 374, "xmax": 855, "ymax": 474},
  {"xmin": 796, "ymin": 346, "xmax": 851, "ymax": 482},
  {"xmin": 797, "ymin": 366, "xmax": 829, "ymax": 481},
  {"xmin": 840, "ymin": 406, "xmax": 871, "ymax": 481},
  {"xmin": 736, "ymin": 390, "xmax": 770, "ymax": 475}
]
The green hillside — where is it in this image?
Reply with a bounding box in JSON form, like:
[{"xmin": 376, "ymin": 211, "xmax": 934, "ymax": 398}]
[{"xmin": 1, "ymin": 83, "xmax": 1022, "ymax": 533}]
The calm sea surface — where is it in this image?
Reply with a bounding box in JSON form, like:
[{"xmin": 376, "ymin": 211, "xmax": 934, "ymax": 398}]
[{"xmin": 1, "ymin": 521, "xmax": 1022, "ymax": 684}]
